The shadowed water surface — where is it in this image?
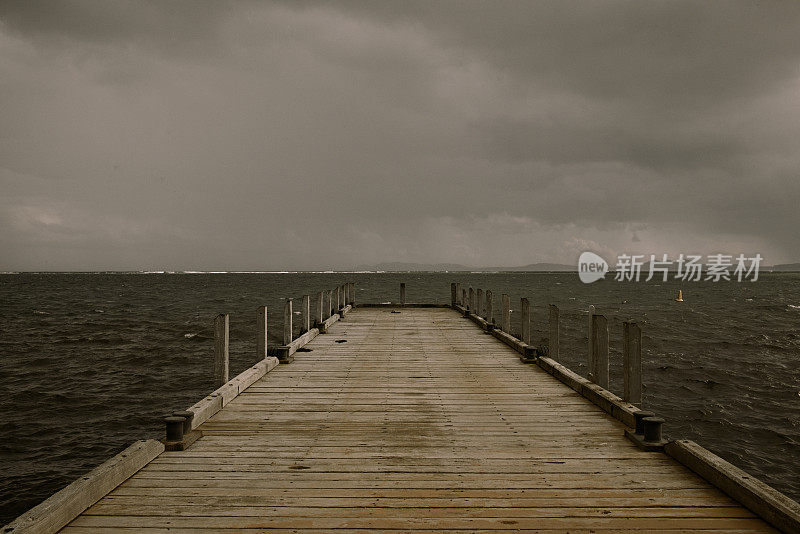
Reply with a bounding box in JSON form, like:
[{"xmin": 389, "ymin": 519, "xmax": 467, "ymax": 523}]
[{"xmin": 0, "ymin": 272, "xmax": 798, "ymax": 523}]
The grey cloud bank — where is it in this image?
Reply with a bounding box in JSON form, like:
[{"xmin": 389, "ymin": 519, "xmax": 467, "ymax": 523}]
[{"xmin": 1, "ymin": 1, "xmax": 799, "ymax": 270}]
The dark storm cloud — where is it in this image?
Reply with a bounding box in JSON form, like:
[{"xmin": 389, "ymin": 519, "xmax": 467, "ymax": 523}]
[{"xmin": 1, "ymin": 1, "xmax": 799, "ymax": 270}]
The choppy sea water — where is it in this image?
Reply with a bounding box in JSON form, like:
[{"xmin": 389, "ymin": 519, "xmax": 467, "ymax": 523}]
[{"xmin": 0, "ymin": 272, "xmax": 798, "ymax": 524}]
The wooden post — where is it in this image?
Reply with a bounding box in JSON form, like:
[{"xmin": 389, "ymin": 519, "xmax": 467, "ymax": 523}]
[
  {"xmin": 467, "ymin": 287, "xmax": 473, "ymax": 311},
  {"xmin": 213, "ymin": 313, "xmax": 229, "ymax": 387},
  {"xmin": 476, "ymin": 289, "xmax": 483, "ymax": 317},
  {"xmin": 486, "ymin": 290, "xmax": 494, "ymax": 324},
  {"xmin": 462, "ymin": 288, "xmax": 467, "ymax": 307},
  {"xmin": 520, "ymin": 298, "xmax": 530, "ymax": 345},
  {"xmin": 257, "ymin": 306, "xmax": 268, "ymax": 360},
  {"xmin": 350, "ymin": 282, "xmax": 356, "ymax": 305},
  {"xmin": 588, "ymin": 304, "xmax": 596, "ymax": 381},
  {"xmin": 400, "ymin": 283, "xmax": 406, "ymax": 306},
  {"xmin": 327, "ymin": 289, "xmax": 334, "ymax": 316},
  {"xmin": 548, "ymin": 304, "xmax": 559, "ymax": 360},
  {"xmin": 591, "ymin": 314, "xmax": 609, "ymax": 388},
  {"xmin": 301, "ymin": 295, "xmax": 310, "ymax": 334},
  {"xmin": 341, "ymin": 284, "xmax": 346, "ymax": 309},
  {"xmin": 501, "ymin": 293, "xmax": 511, "ymax": 333},
  {"xmin": 335, "ymin": 286, "xmax": 341, "ymax": 312},
  {"xmin": 283, "ymin": 299, "xmax": 293, "ymax": 345},
  {"xmin": 623, "ymin": 321, "xmax": 642, "ymax": 404},
  {"xmin": 315, "ymin": 291, "xmax": 324, "ymax": 326},
  {"xmin": 455, "ymin": 283, "xmax": 462, "ymax": 305},
  {"xmin": 450, "ymin": 283, "xmax": 457, "ymax": 306}
]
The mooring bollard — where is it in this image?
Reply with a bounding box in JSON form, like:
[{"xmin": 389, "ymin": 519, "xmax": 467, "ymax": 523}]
[
  {"xmin": 257, "ymin": 306, "xmax": 268, "ymax": 360},
  {"xmin": 485, "ymin": 290, "xmax": 494, "ymax": 325},
  {"xmin": 521, "ymin": 297, "xmax": 531, "ymax": 345},
  {"xmin": 634, "ymin": 410, "xmax": 656, "ymax": 435},
  {"xmin": 643, "ymin": 416, "xmax": 665, "ymax": 443},
  {"xmin": 400, "ymin": 283, "xmax": 406, "ymax": 306},
  {"xmin": 476, "ymin": 289, "xmax": 483, "ymax": 317},
  {"xmin": 588, "ymin": 304, "xmax": 596, "ymax": 380},
  {"xmin": 623, "ymin": 321, "xmax": 642, "ymax": 404},
  {"xmin": 548, "ymin": 304, "xmax": 559, "ymax": 360},
  {"xmin": 283, "ymin": 299, "xmax": 293, "ymax": 345},
  {"xmin": 164, "ymin": 416, "xmax": 185, "ymax": 442},
  {"xmin": 591, "ymin": 314, "xmax": 609, "ymax": 389},
  {"xmin": 172, "ymin": 410, "xmax": 194, "ymax": 434},
  {"xmin": 501, "ymin": 294, "xmax": 511, "ymax": 333},
  {"xmin": 213, "ymin": 313, "xmax": 229, "ymax": 388}
]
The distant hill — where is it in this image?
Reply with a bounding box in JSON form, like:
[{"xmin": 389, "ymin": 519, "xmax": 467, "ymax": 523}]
[
  {"xmin": 769, "ymin": 263, "xmax": 800, "ymax": 272},
  {"xmin": 354, "ymin": 262, "xmax": 575, "ymax": 272}
]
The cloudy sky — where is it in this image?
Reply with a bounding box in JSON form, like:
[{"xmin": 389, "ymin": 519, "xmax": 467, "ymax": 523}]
[{"xmin": 1, "ymin": 1, "xmax": 799, "ymax": 270}]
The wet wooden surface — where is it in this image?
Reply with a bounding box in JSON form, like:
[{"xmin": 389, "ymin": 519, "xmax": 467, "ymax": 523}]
[{"xmin": 61, "ymin": 307, "xmax": 775, "ymax": 532}]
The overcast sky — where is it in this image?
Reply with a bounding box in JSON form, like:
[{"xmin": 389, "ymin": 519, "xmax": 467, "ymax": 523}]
[{"xmin": 1, "ymin": 1, "xmax": 799, "ymax": 270}]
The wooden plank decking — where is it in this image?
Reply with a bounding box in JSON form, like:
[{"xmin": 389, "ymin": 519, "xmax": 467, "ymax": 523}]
[{"xmin": 60, "ymin": 307, "xmax": 775, "ymax": 532}]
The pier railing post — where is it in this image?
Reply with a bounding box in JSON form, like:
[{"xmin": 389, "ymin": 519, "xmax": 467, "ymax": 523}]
[
  {"xmin": 450, "ymin": 283, "xmax": 457, "ymax": 306},
  {"xmin": 462, "ymin": 288, "xmax": 467, "ymax": 308},
  {"xmin": 501, "ymin": 293, "xmax": 511, "ymax": 333},
  {"xmin": 591, "ymin": 314, "xmax": 609, "ymax": 388},
  {"xmin": 468, "ymin": 287, "xmax": 474, "ymax": 311},
  {"xmin": 476, "ymin": 289, "xmax": 483, "ymax": 317},
  {"xmin": 301, "ymin": 295, "xmax": 310, "ymax": 334},
  {"xmin": 341, "ymin": 284, "xmax": 346, "ymax": 310},
  {"xmin": 455, "ymin": 283, "xmax": 462, "ymax": 305},
  {"xmin": 315, "ymin": 291, "xmax": 324, "ymax": 326},
  {"xmin": 623, "ymin": 321, "xmax": 642, "ymax": 404},
  {"xmin": 214, "ymin": 313, "xmax": 229, "ymax": 387},
  {"xmin": 521, "ymin": 298, "xmax": 530, "ymax": 345},
  {"xmin": 350, "ymin": 282, "xmax": 355, "ymax": 306},
  {"xmin": 257, "ymin": 306, "xmax": 268, "ymax": 360},
  {"xmin": 327, "ymin": 289, "xmax": 334, "ymax": 317},
  {"xmin": 283, "ymin": 299, "xmax": 293, "ymax": 346},
  {"xmin": 400, "ymin": 283, "xmax": 406, "ymax": 306},
  {"xmin": 588, "ymin": 304, "xmax": 596, "ymax": 381},
  {"xmin": 486, "ymin": 290, "xmax": 494, "ymax": 324},
  {"xmin": 335, "ymin": 286, "xmax": 341, "ymax": 313},
  {"xmin": 548, "ymin": 304, "xmax": 559, "ymax": 360}
]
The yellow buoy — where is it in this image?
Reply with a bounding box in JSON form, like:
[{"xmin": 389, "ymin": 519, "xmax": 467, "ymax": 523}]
[{"xmin": 675, "ymin": 289, "xmax": 684, "ymax": 302}]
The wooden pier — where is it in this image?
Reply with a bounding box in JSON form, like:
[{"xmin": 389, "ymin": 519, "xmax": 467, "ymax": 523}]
[{"xmin": 6, "ymin": 286, "xmax": 800, "ymax": 533}]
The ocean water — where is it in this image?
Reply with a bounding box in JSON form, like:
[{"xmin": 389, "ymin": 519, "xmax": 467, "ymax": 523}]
[{"xmin": 0, "ymin": 272, "xmax": 798, "ymax": 524}]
